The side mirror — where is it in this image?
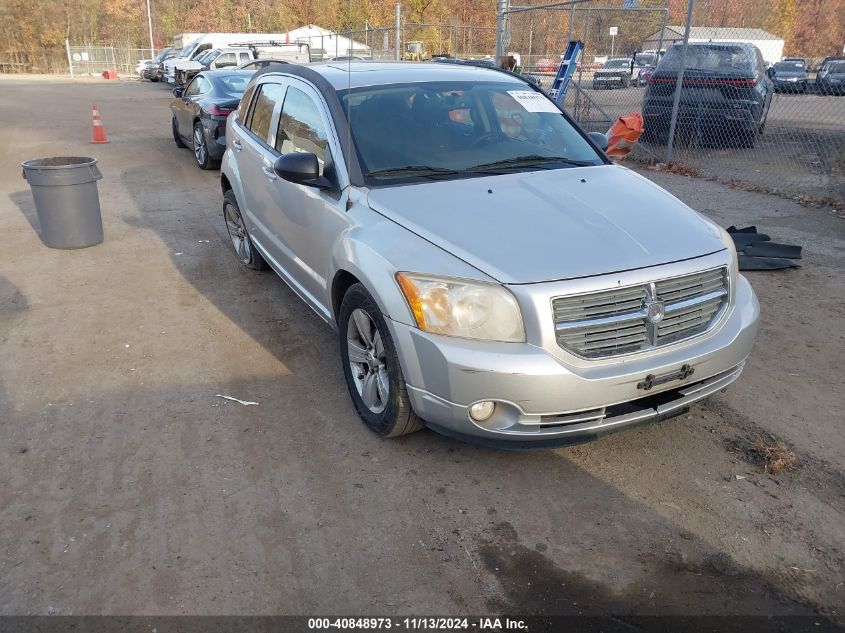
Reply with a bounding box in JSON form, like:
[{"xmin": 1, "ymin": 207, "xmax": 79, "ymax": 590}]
[
  {"xmin": 273, "ymin": 152, "xmax": 332, "ymax": 189},
  {"xmin": 173, "ymin": 87, "xmax": 183, "ymax": 98},
  {"xmin": 588, "ymin": 131, "xmax": 609, "ymax": 152}
]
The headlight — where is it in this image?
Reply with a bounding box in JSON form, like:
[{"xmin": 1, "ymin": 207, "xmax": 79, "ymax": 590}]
[{"xmin": 395, "ymin": 273, "xmax": 525, "ymax": 342}]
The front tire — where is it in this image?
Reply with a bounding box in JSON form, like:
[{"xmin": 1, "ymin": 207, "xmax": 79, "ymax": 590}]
[
  {"xmin": 339, "ymin": 284, "xmax": 424, "ymax": 438},
  {"xmin": 172, "ymin": 115, "xmax": 186, "ymax": 148},
  {"xmin": 222, "ymin": 190, "xmax": 268, "ymax": 270}
]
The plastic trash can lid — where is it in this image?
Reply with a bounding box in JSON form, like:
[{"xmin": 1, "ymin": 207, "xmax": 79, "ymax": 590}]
[{"xmin": 21, "ymin": 156, "xmax": 98, "ymax": 169}]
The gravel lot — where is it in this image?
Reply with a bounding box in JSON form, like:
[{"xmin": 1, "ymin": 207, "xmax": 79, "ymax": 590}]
[{"xmin": 1, "ymin": 75, "xmax": 844, "ymax": 619}]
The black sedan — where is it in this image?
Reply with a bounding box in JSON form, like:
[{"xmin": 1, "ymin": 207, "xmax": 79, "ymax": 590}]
[
  {"xmin": 642, "ymin": 42, "xmax": 772, "ymax": 148},
  {"xmin": 170, "ymin": 70, "xmax": 254, "ymax": 169},
  {"xmin": 592, "ymin": 58, "xmax": 633, "ymax": 89},
  {"xmin": 817, "ymin": 59, "xmax": 845, "ymax": 95},
  {"xmin": 769, "ymin": 60, "xmax": 809, "ymax": 93}
]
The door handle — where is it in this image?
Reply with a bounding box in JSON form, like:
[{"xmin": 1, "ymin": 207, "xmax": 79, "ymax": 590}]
[
  {"xmin": 232, "ymin": 139, "xmax": 242, "ymax": 151},
  {"xmin": 262, "ymin": 165, "xmax": 277, "ymax": 181}
]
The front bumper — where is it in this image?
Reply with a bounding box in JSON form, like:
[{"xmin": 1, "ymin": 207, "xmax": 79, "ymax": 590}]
[{"xmin": 388, "ymin": 274, "xmax": 759, "ymax": 446}]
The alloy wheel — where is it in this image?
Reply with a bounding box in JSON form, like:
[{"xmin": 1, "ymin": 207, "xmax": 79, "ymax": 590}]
[
  {"xmin": 223, "ymin": 200, "xmax": 251, "ymax": 264},
  {"xmin": 346, "ymin": 308, "xmax": 389, "ymax": 414},
  {"xmin": 193, "ymin": 127, "xmax": 207, "ymax": 165}
]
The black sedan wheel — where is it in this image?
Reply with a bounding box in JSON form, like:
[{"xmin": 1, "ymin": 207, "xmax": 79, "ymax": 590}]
[
  {"xmin": 222, "ymin": 190, "xmax": 267, "ymax": 270},
  {"xmin": 172, "ymin": 115, "xmax": 186, "ymax": 148},
  {"xmin": 193, "ymin": 122, "xmax": 215, "ymax": 170}
]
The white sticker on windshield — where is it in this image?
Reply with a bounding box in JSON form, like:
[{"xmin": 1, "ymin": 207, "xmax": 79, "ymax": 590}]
[{"xmin": 506, "ymin": 90, "xmax": 560, "ymax": 113}]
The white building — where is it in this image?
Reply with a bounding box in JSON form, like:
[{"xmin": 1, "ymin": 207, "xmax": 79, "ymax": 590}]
[
  {"xmin": 642, "ymin": 26, "xmax": 785, "ymax": 65},
  {"xmin": 285, "ymin": 25, "xmax": 371, "ymax": 59}
]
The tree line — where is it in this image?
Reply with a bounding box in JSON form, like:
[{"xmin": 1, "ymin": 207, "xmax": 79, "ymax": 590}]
[{"xmin": 0, "ymin": 0, "xmax": 842, "ymax": 72}]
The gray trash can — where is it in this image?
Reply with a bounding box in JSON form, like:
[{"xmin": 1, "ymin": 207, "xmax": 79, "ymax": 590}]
[{"xmin": 21, "ymin": 156, "xmax": 104, "ymax": 249}]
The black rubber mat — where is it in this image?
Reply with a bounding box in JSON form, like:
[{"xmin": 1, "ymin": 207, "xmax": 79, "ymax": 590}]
[
  {"xmin": 730, "ymin": 233, "xmax": 771, "ymax": 249},
  {"xmin": 738, "ymin": 254, "xmax": 800, "ymax": 270},
  {"xmin": 744, "ymin": 242, "xmax": 802, "ymax": 259}
]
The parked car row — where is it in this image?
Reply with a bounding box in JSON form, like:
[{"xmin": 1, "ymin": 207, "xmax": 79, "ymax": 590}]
[{"xmin": 156, "ymin": 60, "xmax": 759, "ymax": 447}]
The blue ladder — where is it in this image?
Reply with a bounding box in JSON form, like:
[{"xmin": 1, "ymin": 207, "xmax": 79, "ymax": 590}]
[{"xmin": 548, "ymin": 40, "xmax": 583, "ymax": 104}]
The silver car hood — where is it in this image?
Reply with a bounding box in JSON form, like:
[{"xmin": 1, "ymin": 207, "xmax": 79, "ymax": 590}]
[{"xmin": 366, "ymin": 165, "xmax": 725, "ymax": 284}]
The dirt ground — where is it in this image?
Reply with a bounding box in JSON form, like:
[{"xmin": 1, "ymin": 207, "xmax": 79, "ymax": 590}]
[{"xmin": 1, "ymin": 75, "xmax": 844, "ymax": 619}]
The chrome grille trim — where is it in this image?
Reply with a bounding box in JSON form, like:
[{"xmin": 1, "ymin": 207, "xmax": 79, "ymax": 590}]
[{"xmin": 552, "ymin": 267, "xmax": 729, "ymax": 358}]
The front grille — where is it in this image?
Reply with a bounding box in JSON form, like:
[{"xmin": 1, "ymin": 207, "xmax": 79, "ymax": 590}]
[{"xmin": 553, "ymin": 267, "xmax": 729, "ymax": 359}]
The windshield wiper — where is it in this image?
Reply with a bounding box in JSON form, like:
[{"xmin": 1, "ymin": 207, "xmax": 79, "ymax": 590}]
[
  {"xmin": 467, "ymin": 155, "xmax": 594, "ymax": 172},
  {"xmin": 365, "ymin": 165, "xmax": 463, "ymax": 178}
]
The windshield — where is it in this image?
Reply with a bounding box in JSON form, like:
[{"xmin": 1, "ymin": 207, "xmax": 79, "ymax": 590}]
[
  {"xmin": 340, "ymin": 81, "xmax": 603, "ymax": 184},
  {"xmin": 773, "ymin": 61, "xmax": 804, "ymax": 72},
  {"xmin": 826, "ymin": 62, "xmax": 845, "ymax": 73},
  {"xmin": 153, "ymin": 48, "xmax": 172, "ymax": 63},
  {"xmin": 201, "ymin": 50, "xmax": 221, "ymax": 64},
  {"xmin": 659, "ymin": 44, "xmax": 755, "ymax": 72},
  {"xmin": 177, "ymin": 42, "xmax": 197, "ymax": 58},
  {"xmin": 604, "ymin": 59, "xmax": 630, "ymax": 69},
  {"xmin": 634, "ymin": 55, "xmax": 656, "ymax": 67}
]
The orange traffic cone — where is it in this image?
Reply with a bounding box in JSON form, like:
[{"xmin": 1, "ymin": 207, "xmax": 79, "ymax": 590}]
[{"xmin": 91, "ymin": 104, "xmax": 110, "ymax": 144}]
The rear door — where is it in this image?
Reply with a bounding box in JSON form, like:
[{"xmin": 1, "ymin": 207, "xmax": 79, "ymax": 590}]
[{"xmin": 232, "ymin": 79, "xmax": 287, "ymax": 252}]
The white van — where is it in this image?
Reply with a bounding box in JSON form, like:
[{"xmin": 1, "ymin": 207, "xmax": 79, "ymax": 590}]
[
  {"xmin": 163, "ymin": 33, "xmax": 296, "ymax": 83},
  {"xmin": 172, "ymin": 33, "xmax": 203, "ymax": 52}
]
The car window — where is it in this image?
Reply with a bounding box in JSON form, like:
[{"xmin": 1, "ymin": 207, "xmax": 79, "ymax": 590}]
[
  {"xmin": 184, "ymin": 76, "xmax": 207, "ymax": 96},
  {"xmin": 826, "ymin": 62, "xmax": 845, "ymax": 73},
  {"xmin": 247, "ymin": 82, "xmax": 285, "ymax": 144},
  {"xmin": 660, "ymin": 45, "xmax": 755, "ymax": 72},
  {"xmin": 604, "ymin": 59, "xmax": 630, "ymax": 69},
  {"xmin": 238, "ymin": 52, "xmax": 251, "ymax": 64},
  {"xmin": 218, "ymin": 75, "xmax": 251, "ymax": 93},
  {"xmin": 238, "ymin": 85, "xmax": 256, "ymax": 118},
  {"xmin": 216, "ymin": 53, "xmax": 237, "ymax": 68},
  {"xmin": 275, "ymin": 86, "xmax": 330, "ymax": 174}
]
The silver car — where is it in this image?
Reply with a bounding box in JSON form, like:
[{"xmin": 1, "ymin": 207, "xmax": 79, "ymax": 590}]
[{"xmin": 220, "ymin": 61, "xmax": 759, "ymax": 447}]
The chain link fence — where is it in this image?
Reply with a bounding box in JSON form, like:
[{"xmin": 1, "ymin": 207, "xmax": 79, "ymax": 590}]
[
  {"xmin": 66, "ymin": 45, "xmax": 154, "ymax": 77},
  {"xmin": 504, "ymin": 0, "xmax": 845, "ymax": 202}
]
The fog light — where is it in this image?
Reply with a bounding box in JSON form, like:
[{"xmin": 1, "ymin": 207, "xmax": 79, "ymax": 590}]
[{"xmin": 469, "ymin": 401, "xmax": 496, "ymax": 422}]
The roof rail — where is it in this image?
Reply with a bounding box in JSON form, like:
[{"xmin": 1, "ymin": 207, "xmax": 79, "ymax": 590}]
[{"xmin": 227, "ymin": 40, "xmax": 311, "ymax": 50}]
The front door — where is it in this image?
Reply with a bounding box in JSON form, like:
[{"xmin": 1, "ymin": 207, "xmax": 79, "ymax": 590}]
[{"xmin": 265, "ymin": 80, "xmax": 350, "ymax": 316}]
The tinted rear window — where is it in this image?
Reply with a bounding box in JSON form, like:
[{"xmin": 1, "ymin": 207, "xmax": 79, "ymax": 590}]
[{"xmin": 659, "ymin": 45, "xmax": 755, "ymax": 72}]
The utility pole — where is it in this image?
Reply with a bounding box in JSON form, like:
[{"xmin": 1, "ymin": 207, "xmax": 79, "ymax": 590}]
[
  {"xmin": 394, "ymin": 4, "xmax": 401, "ymax": 60},
  {"xmin": 146, "ymin": 0, "xmax": 155, "ymax": 54}
]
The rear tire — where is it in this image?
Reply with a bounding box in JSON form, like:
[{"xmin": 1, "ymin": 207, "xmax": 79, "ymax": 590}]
[
  {"xmin": 172, "ymin": 115, "xmax": 186, "ymax": 148},
  {"xmin": 339, "ymin": 283, "xmax": 424, "ymax": 438},
  {"xmin": 193, "ymin": 122, "xmax": 217, "ymax": 170},
  {"xmin": 222, "ymin": 190, "xmax": 268, "ymax": 271}
]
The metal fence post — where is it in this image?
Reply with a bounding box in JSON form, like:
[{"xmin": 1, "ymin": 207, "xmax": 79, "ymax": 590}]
[
  {"xmin": 65, "ymin": 39, "xmax": 74, "ymax": 78},
  {"xmin": 495, "ymin": 0, "xmax": 508, "ymax": 62},
  {"xmin": 665, "ymin": 0, "xmax": 695, "ymax": 162},
  {"xmin": 394, "ymin": 4, "xmax": 401, "ymax": 60}
]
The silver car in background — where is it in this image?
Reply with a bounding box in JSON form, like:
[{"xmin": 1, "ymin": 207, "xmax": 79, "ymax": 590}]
[{"xmin": 220, "ymin": 61, "xmax": 759, "ymax": 448}]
